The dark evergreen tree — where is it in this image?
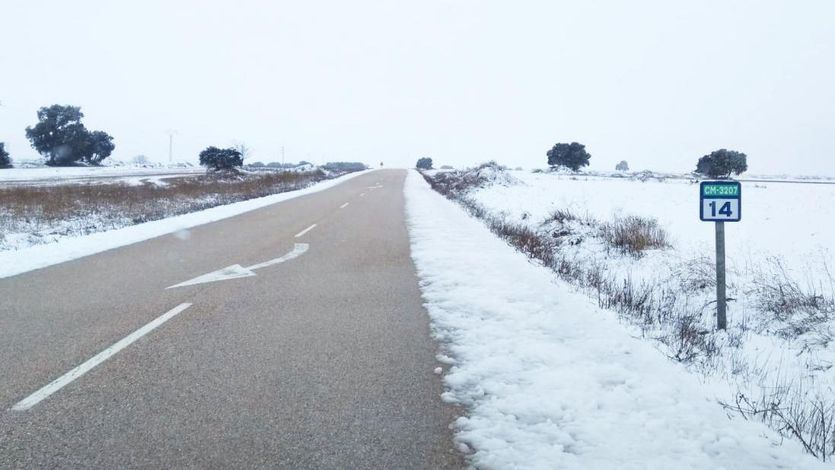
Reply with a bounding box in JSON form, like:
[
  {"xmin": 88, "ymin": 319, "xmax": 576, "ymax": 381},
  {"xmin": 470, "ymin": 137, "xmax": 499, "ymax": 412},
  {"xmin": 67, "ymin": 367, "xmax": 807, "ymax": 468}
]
[
  {"xmin": 695, "ymin": 149, "xmax": 747, "ymax": 178},
  {"xmin": 547, "ymin": 142, "xmax": 590, "ymax": 171},
  {"xmin": 25, "ymin": 105, "xmax": 115, "ymax": 166},
  {"xmin": 83, "ymin": 130, "xmax": 116, "ymax": 165},
  {"xmin": 0, "ymin": 143, "xmax": 10, "ymax": 168},
  {"xmin": 199, "ymin": 146, "xmax": 244, "ymax": 171},
  {"xmin": 416, "ymin": 157, "xmax": 433, "ymax": 170}
]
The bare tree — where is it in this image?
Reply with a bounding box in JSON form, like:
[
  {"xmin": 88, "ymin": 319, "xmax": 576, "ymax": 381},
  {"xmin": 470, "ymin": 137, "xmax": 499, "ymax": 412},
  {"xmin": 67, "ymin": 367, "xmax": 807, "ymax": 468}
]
[{"xmin": 232, "ymin": 141, "xmax": 252, "ymax": 161}]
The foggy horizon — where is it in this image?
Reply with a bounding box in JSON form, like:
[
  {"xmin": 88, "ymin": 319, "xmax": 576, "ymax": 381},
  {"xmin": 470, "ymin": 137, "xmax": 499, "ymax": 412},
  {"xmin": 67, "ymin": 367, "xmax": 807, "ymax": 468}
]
[{"xmin": 1, "ymin": 1, "xmax": 833, "ymax": 175}]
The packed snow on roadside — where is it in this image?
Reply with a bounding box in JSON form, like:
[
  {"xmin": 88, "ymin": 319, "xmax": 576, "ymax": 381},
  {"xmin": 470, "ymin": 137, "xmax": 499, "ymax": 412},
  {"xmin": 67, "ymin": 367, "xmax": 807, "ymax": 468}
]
[
  {"xmin": 404, "ymin": 171, "xmax": 823, "ymax": 469},
  {"xmin": 420, "ymin": 163, "xmax": 835, "ymax": 463},
  {"xmin": 0, "ymin": 170, "xmax": 370, "ymax": 279}
]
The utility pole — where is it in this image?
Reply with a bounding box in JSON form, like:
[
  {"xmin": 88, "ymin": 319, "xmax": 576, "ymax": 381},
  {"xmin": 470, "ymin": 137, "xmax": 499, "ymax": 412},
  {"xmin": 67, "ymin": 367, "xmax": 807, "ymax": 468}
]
[
  {"xmin": 165, "ymin": 129, "xmax": 179, "ymax": 163},
  {"xmin": 281, "ymin": 146, "xmax": 285, "ymax": 166}
]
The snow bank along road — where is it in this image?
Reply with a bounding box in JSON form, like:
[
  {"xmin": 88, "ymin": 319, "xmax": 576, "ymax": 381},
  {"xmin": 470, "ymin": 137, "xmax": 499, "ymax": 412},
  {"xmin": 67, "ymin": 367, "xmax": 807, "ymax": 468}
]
[
  {"xmin": 0, "ymin": 170, "xmax": 462, "ymax": 468},
  {"xmin": 405, "ymin": 171, "xmax": 824, "ymax": 469}
]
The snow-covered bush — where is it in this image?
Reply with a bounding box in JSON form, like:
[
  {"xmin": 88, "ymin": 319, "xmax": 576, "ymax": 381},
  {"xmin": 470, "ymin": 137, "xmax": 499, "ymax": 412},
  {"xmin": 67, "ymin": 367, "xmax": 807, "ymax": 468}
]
[
  {"xmin": 425, "ymin": 161, "xmax": 520, "ymax": 198},
  {"xmin": 199, "ymin": 146, "xmax": 243, "ymax": 171}
]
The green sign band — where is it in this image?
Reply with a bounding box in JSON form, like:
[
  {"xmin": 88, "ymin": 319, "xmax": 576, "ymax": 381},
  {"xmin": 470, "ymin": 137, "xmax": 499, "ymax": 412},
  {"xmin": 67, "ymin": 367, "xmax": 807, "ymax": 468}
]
[{"xmin": 702, "ymin": 183, "xmax": 740, "ymax": 197}]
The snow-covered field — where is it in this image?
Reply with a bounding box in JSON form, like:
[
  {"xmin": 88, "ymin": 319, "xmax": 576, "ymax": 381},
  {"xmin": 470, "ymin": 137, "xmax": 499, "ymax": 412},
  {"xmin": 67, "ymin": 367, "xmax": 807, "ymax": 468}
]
[
  {"xmin": 465, "ymin": 169, "xmax": 835, "ymax": 387},
  {"xmin": 404, "ymin": 171, "xmax": 824, "ymax": 469},
  {"xmin": 0, "ymin": 164, "xmax": 203, "ymax": 186},
  {"xmin": 473, "ymin": 171, "xmax": 835, "ymax": 277}
]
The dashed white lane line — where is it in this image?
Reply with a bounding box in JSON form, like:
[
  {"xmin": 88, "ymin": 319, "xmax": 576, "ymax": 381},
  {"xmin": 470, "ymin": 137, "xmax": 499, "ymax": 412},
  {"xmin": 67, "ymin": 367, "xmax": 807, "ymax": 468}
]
[
  {"xmin": 340, "ymin": 202, "xmax": 349, "ymax": 209},
  {"xmin": 294, "ymin": 224, "xmax": 317, "ymax": 238},
  {"xmin": 11, "ymin": 303, "xmax": 193, "ymax": 411},
  {"xmin": 360, "ymin": 193, "xmax": 366, "ymax": 197}
]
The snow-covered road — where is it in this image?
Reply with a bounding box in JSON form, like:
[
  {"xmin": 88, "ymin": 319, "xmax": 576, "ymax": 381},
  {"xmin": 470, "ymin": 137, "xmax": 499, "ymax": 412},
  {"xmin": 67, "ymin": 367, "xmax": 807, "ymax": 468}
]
[{"xmin": 404, "ymin": 170, "xmax": 822, "ymax": 469}]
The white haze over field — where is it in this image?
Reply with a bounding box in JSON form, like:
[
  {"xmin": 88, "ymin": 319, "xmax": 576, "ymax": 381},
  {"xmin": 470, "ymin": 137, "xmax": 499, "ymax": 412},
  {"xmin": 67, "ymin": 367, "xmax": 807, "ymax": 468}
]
[{"xmin": 1, "ymin": 1, "xmax": 834, "ymax": 175}]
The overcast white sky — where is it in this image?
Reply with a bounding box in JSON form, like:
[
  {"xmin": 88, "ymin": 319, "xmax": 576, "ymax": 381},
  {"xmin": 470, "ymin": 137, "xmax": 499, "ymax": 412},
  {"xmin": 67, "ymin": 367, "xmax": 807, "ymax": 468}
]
[{"xmin": 1, "ymin": 1, "xmax": 833, "ymax": 174}]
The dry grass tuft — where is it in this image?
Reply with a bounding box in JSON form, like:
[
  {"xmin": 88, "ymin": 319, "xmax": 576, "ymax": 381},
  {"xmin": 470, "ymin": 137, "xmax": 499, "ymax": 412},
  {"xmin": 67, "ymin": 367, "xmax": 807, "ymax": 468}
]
[{"xmin": 601, "ymin": 215, "xmax": 669, "ymax": 256}]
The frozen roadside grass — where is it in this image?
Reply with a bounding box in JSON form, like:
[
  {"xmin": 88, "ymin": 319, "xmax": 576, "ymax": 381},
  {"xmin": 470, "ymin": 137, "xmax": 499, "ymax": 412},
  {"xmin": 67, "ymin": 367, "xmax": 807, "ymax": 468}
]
[
  {"xmin": 0, "ymin": 170, "xmax": 333, "ymax": 252},
  {"xmin": 421, "ymin": 162, "xmax": 835, "ymax": 461},
  {"xmin": 752, "ymin": 257, "xmax": 835, "ymax": 342},
  {"xmin": 405, "ymin": 170, "xmax": 823, "ymax": 469},
  {"xmin": 600, "ymin": 215, "xmax": 669, "ymax": 256}
]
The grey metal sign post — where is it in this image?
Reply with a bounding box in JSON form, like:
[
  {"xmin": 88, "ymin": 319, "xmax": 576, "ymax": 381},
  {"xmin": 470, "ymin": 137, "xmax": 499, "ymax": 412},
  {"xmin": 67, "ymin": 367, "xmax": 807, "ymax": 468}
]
[{"xmin": 699, "ymin": 181, "xmax": 741, "ymax": 330}]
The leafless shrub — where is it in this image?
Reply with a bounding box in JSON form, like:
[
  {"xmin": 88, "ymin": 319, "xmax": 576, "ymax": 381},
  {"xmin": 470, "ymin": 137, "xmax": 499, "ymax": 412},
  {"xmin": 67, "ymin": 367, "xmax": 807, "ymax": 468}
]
[
  {"xmin": 752, "ymin": 258, "xmax": 835, "ymax": 340},
  {"xmin": 601, "ymin": 215, "xmax": 669, "ymax": 256},
  {"xmin": 673, "ymin": 256, "xmax": 716, "ymax": 291},
  {"xmin": 660, "ymin": 314, "xmax": 715, "ymax": 362},
  {"xmin": 421, "ymin": 161, "xmax": 511, "ymax": 198},
  {"xmin": 721, "ymin": 381, "xmax": 835, "ymax": 461},
  {"xmin": 545, "ymin": 208, "xmax": 578, "ymax": 225},
  {"xmin": 487, "ymin": 217, "xmax": 556, "ymax": 267}
]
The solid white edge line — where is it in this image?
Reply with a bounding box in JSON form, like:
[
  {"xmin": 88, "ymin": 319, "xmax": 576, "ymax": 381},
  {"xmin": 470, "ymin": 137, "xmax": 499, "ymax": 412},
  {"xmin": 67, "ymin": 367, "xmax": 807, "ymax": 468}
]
[
  {"xmin": 340, "ymin": 202, "xmax": 349, "ymax": 209},
  {"xmin": 11, "ymin": 303, "xmax": 193, "ymax": 411},
  {"xmin": 294, "ymin": 224, "xmax": 317, "ymax": 238}
]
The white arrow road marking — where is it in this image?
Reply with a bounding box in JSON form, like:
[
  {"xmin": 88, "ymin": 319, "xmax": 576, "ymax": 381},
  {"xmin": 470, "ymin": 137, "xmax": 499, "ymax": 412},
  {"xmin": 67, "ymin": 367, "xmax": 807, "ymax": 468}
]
[
  {"xmin": 167, "ymin": 264, "xmax": 256, "ymax": 288},
  {"xmin": 246, "ymin": 242, "xmax": 308, "ymax": 270},
  {"xmin": 11, "ymin": 303, "xmax": 193, "ymax": 411},
  {"xmin": 167, "ymin": 243, "xmax": 309, "ymax": 289}
]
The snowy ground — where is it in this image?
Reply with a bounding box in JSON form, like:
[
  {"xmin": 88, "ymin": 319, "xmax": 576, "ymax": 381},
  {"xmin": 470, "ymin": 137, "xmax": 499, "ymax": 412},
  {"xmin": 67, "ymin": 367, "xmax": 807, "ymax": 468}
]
[
  {"xmin": 464, "ymin": 169, "xmax": 835, "ymax": 392},
  {"xmin": 472, "ymin": 171, "xmax": 835, "ymax": 277},
  {"xmin": 0, "ymin": 164, "xmax": 203, "ymax": 186},
  {"xmin": 404, "ymin": 170, "xmax": 824, "ymax": 469}
]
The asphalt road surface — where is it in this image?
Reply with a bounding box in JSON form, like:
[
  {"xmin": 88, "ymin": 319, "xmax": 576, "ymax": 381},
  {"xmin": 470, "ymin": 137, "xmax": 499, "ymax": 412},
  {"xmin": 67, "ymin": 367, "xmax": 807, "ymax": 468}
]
[{"xmin": 0, "ymin": 170, "xmax": 463, "ymax": 469}]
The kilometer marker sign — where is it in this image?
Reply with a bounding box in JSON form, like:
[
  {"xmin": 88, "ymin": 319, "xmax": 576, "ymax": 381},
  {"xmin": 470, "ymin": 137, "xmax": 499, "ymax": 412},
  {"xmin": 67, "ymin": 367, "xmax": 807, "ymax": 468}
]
[{"xmin": 700, "ymin": 181, "xmax": 741, "ymax": 222}]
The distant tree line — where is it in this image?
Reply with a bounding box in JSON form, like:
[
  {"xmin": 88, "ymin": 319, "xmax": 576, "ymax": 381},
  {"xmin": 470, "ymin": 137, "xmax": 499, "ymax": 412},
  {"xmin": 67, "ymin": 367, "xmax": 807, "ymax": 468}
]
[
  {"xmin": 321, "ymin": 162, "xmax": 367, "ymax": 172},
  {"xmin": 542, "ymin": 140, "xmax": 747, "ymax": 178},
  {"xmin": 0, "ymin": 103, "xmax": 748, "ymax": 178},
  {"xmin": 243, "ymin": 161, "xmax": 314, "ymax": 169}
]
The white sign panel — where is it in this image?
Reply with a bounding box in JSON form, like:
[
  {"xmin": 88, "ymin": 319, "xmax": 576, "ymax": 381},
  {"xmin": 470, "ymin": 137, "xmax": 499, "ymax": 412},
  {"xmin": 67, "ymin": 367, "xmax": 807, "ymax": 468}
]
[{"xmin": 701, "ymin": 198, "xmax": 740, "ymax": 222}]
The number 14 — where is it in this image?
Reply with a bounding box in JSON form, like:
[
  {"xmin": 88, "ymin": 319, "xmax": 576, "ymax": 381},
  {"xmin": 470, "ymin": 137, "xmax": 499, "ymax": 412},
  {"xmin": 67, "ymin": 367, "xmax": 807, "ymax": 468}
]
[{"xmin": 709, "ymin": 201, "xmax": 733, "ymax": 217}]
